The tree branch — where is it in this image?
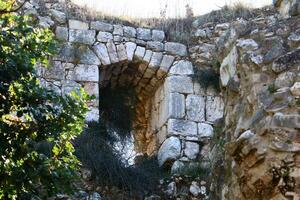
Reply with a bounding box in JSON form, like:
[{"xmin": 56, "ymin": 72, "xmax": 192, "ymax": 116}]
[{"xmin": 0, "ymin": 0, "xmax": 29, "ymax": 15}]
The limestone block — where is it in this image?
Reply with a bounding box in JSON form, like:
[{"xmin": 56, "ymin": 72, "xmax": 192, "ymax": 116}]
[
  {"xmin": 113, "ymin": 25, "xmax": 123, "ymax": 35},
  {"xmin": 61, "ymin": 80, "xmax": 81, "ymax": 95},
  {"xmin": 55, "ymin": 26, "xmax": 68, "ymax": 41},
  {"xmin": 96, "ymin": 32, "xmax": 113, "ymax": 42},
  {"xmin": 125, "ymin": 42, "xmax": 137, "ymax": 61},
  {"xmin": 290, "ymin": 82, "xmax": 300, "ymax": 96},
  {"xmin": 68, "ymin": 20, "xmax": 89, "ymax": 30},
  {"xmin": 272, "ymin": 48, "xmax": 300, "ymax": 73},
  {"xmin": 69, "ymin": 29, "xmax": 96, "ymax": 45},
  {"xmin": 275, "ymin": 71, "xmax": 297, "ymax": 88},
  {"xmin": 78, "ymin": 46, "xmax": 101, "ymax": 65},
  {"xmin": 236, "ymin": 38, "xmax": 259, "ymax": 51},
  {"xmin": 90, "ymin": 21, "xmax": 113, "ymax": 32},
  {"xmin": 49, "ymin": 9, "xmax": 66, "ymax": 24},
  {"xmin": 220, "ymin": 46, "xmax": 238, "ymax": 87},
  {"xmin": 157, "ymin": 136, "xmax": 181, "ymax": 167},
  {"xmin": 272, "ymin": 113, "xmax": 300, "ymax": 128},
  {"xmin": 85, "ymin": 107, "xmax": 99, "ymax": 122},
  {"xmin": 143, "ymin": 50, "xmax": 153, "ymax": 63},
  {"xmin": 123, "ymin": 26, "xmax": 136, "ymax": 38},
  {"xmin": 146, "ymin": 41, "xmax": 164, "ymax": 51},
  {"xmin": 164, "ymin": 76, "xmax": 193, "ymax": 94},
  {"xmin": 168, "ymin": 93, "xmax": 185, "ymax": 119},
  {"xmin": 186, "ymin": 95, "xmax": 205, "ymax": 122},
  {"xmin": 67, "ymin": 64, "xmax": 98, "ymax": 82},
  {"xmin": 54, "ymin": 43, "xmax": 75, "ymax": 62},
  {"xmin": 157, "ymin": 55, "xmax": 175, "ymax": 79},
  {"xmin": 106, "ymin": 42, "xmax": 119, "ymax": 63},
  {"xmin": 193, "ymin": 82, "xmax": 206, "ymax": 95},
  {"xmin": 198, "ymin": 123, "xmax": 214, "ymax": 138},
  {"xmin": 148, "ymin": 52, "xmax": 163, "ymax": 70},
  {"xmin": 43, "ymin": 61, "xmax": 64, "ymax": 80},
  {"xmin": 93, "ymin": 43, "xmax": 111, "ymax": 65},
  {"xmin": 165, "ymin": 42, "xmax": 188, "ymax": 56},
  {"xmin": 206, "ymin": 96, "xmax": 224, "ymax": 123},
  {"xmin": 184, "ymin": 142, "xmax": 200, "ymax": 160},
  {"xmin": 137, "ymin": 28, "xmax": 151, "ymax": 40},
  {"xmin": 152, "ymin": 30, "xmax": 165, "ymax": 41},
  {"xmin": 134, "ymin": 46, "xmax": 146, "ymax": 60},
  {"xmin": 167, "ymin": 119, "xmax": 198, "ymax": 137},
  {"xmin": 116, "ymin": 44, "xmax": 127, "ymax": 61},
  {"xmin": 169, "ymin": 60, "xmax": 194, "ymax": 75}
]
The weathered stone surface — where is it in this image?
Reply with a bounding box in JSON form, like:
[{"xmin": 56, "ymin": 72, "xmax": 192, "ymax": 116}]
[
  {"xmin": 168, "ymin": 119, "xmax": 197, "ymax": 137},
  {"xmin": 49, "ymin": 9, "xmax": 66, "ymax": 24},
  {"xmin": 164, "ymin": 76, "xmax": 193, "ymax": 94},
  {"xmin": 96, "ymin": 32, "xmax": 113, "ymax": 42},
  {"xmin": 236, "ymin": 38, "xmax": 258, "ymax": 51},
  {"xmin": 106, "ymin": 42, "xmax": 119, "ymax": 63},
  {"xmin": 134, "ymin": 46, "xmax": 146, "ymax": 60},
  {"xmin": 61, "ymin": 80, "xmax": 81, "ymax": 95},
  {"xmin": 113, "ymin": 25, "xmax": 123, "ymax": 35},
  {"xmin": 274, "ymin": 71, "xmax": 297, "ymax": 88},
  {"xmin": 148, "ymin": 52, "xmax": 163, "ymax": 70},
  {"xmin": 123, "ymin": 26, "xmax": 136, "ymax": 38},
  {"xmin": 137, "ymin": 28, "xmax": 151, "ymax": 40},
  {"xmin": 125, "ymin": 42, "xmax": 137, "ymax": 61},
  {"xmin": 55, "ymin": 26, "xmax": 68, "ymax": 41},
  {"xmin": 263, "ymin": 37, "xmax": 285, "ymax": 63},
  {"xmin": 165, "ymin": 42, "xmax": 188, "ymax": 56},
  {"xmin": 171, "ymin": 160, "xmax": 185, "ymax": 174},
  {"xmin": 184, "ymin": 142, "xmax": 200, "ymax": 159},
  {"xmin": 186, "ymin": 95, "xmax": 205, "ymax": 122},
  {"xmin": 290, "ymin": 82, "xmax": 300, "ymax": 96},
  {"xmin": 220, "ymin": 46, "xmax": 237, "ymax": 87},
  {"xmin": 69, "ymin": 20, "xmax": 89, "ymax": 30},
  {"xmin": 85, "ymin": 107, "xmax": 100, "ymax": 122},
  {"xmin": 152, "ymin": 30, "xmax": 165, "ymax": 42},
  {"xmin": 146, "ymin": 41, "xmax": 164, "ymax": 51},
  {"xmin": 190, "ymin": 181, "xmax": 201, "ymax": 197},
  {"xmin": 116, "ymin": 44, "xmax": 127, "ymax": 61},
  {"xmin": 67, "ymin": 64, "xmax": 98, "ymax": 82},
  {"xmin": 168, "ymin": 93, "xmax": 185, "ymax": 119},
  {"xmin": 198, "ymin": 123, "xmax": 214, "ymax": 138},
  {"xmin": 272, "ymin": 48, "xmax": 300, "ymax": 73},
  {"xmin": 272, "ymin": 113, "xmax": 300, "ymax": 128},
  {"xmin": 69, "ymin": 29, "xmax": 96, "ymax": 45},
  {"xmin": 90, "ymin": 21, "xmax": 113, "ymax": 32},
  {"xmin": 43, "ymin": 61, "xmax": 64, "ymax": 80},
  {"xmin": 93, "ymin": 43, "xmax": 111, "ymax": 65},
  {"xmin": 143, "ymin": 50, "xmax": 153, "ymax": 63},
  {"xmin": 157, "ymin": 136, "xmax": 181, "ymax": 167},
  {"xmin": 169, "ymin": 60, "xmax": 194, "ymax": 75},
  {"xmin": 206, "ymin": 96, "xmax": 224, "ymax": 123},
  {"xmin": 78, "ymin": 46, "xmax": 101, "ymax": 65},
  {"xmin": 157, "ymin": 55, "xmax": 175, "ymax": 78}
]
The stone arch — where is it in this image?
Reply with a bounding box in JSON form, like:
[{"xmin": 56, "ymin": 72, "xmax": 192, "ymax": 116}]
[{"xmin": 40, "ymin": 18, "xmax": 224, "ymax": 168}]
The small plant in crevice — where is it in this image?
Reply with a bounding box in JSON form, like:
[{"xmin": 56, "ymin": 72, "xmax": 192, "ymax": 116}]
[
  {"xmin": 267, "ymin": 83, "xmax": 277, "ymax": 94},
  {"xmin": 193, "ymin": 67, "xmax": 221, "ymax": 92}
]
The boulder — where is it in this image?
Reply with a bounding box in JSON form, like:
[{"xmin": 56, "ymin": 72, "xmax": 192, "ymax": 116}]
[{"xmin": 157, "ymin": 137, "xmax": 181, "ymax": 167}]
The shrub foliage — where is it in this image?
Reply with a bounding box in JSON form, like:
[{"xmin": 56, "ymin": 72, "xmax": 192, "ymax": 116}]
[{"xmin": 0, "ymin": 1, "xmax": 89, "ymax": 199}]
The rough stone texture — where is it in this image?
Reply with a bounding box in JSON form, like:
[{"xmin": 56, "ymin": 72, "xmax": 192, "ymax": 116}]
[
  {"xmin": 137, "ymin": 28, "xmax": 151, "ymax": 40},
  {"xmin": 220, "ymin": 46, "xmax": 238, "ymax": 87},
  {"xmin": 169, "ymin": 60, "xmax": 194, "ymax": 75},
  {"xmin": 69, "ymin": 20, "xmax": 89, "ymax": 30},
  {"xmin": 152, "ymin": 30, "xmax": 165, "ymax": 42},
  {"xmin": 198, "ymin": 123, "xmax": 214, "ymax": 138},
  {"xmin": 206, "ymin": 96, "xmax": 224, "ymax": 123},
  {"xmin": 290, "ymin": 82, "xmax": 300, "ymax": 96},
  {"xmin": 69, "ymin": 29, "xmax": 96, "ymax": 45},
  {"xmin": 93, "ymin": 43, "xmax": 111, "ymax": 65},
  {"xmin": 167, "ymin": 93, "xmax": 185, "ymax": 119},
  {"xmin": 186, "ymin": 95, "xmax": 205, "ymax": 122},
  {"xmin": 165, "ymin": 42, "xmax": 188, "ymax": 56},
  {"xmin": 125, "ymin": 42, "xmax": 137, "ymax": 61},
  {"xmin": 167, "ymin": 119, "xmax": 197, "ymax": 137},
  {"xmin": 157, "ymin": 136, "xmax": 181, "ymax": 167},
  {"xmin": 55, "ymin": 26, "xmax": 68, "ymax": 41},
  {"xmin": 164, "ymin": 76, "xmax": 194, "ymax": 94},
  {"xmin": 123, "ymin": 26, "xmax": 136, "ymax": 38},
  {"xmin": 184, "ymin": 142, "xmax": 200, "ymax": 159},
  {"xmin": 272, "ymin": 48, "xmax": 300, "ymax": 73},
  {"xmin": 90, "ymin": 21, "xmax": 113, "ymax": 32},
  {"xmin": 67, "ymin": 65, "xmax": 99, "ymax": 82},
  {"xmin": 96, "ymin": 32, "xmax": 113, "ymax": 42}
]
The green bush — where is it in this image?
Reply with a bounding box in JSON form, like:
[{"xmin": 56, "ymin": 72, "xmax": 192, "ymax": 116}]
[{"xmin": 0, "ymin": 2, "xmax": 89, "ymax": 199}]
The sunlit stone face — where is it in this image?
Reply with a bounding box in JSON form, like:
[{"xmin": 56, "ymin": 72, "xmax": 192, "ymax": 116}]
[{"xmin": 71, "ymin": 0, "xmax": 272, "ymax": 18}]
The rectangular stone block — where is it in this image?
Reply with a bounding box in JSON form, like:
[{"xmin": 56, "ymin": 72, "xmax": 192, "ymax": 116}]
[
  {"xmin": 55, "ymin": 26, "xmax": 68, "ymax": 41},
  {"xmin": 125, "ymin": 42, "xmax": 137, "ymax": 61},
  {"xmin": 93, "ymin": 43, "xmax": 111, "ymax": 65},
  {"xmin": 96, "ymin": 31, "xmax": 113, "ymax": 42},
  {"xmin": 164, "ymin": 76, "xmax": 193, "ymax": 94},
  {"xmin": 165, "ymin": 42, "xmax": 187, "ymax": 56},
  {"xmin": 157, "ymin": 55, "xmax": 175, "ymax": 79},
  {"xmin": 206, "ymin": 96, "xmax": 224, "ymax": 123},
  {"xmin": 167, "ymin": 119, "xmax": 197, "ymax": 137},
  {"xmin": 106, "ymin": 42, "xmax": 119, "ymax": 63},
  {"xmin": 69, "ymin": 29, "xmax": 96, "ymax": 45},
  {"xmin": 148, "ymin": 52, "xmax": 163, "ymax": 70},
  {"xmin": 168, "ymin": 93, "xmax": 185, "ymax": 119},
  {"xmin": 90, "ymin": 21, "xmax": 113, "ymax": 32},
  {"xmin": 67, "ymin": 64, "xmax": 99, "ymax": 82},
  {"xmin": 116, "ymin": 44, "xmax": 127, "ymax": 61},
  {"xmin": 134, "ymin": 46, "xmax": 146, "ymax": 60},
  {"xmin": 69, "ymin": 20, "xmax": 89, "ymax": 30},
  {"xmin": 186, "ymin": 95, "xmax": 205, "ymax": 122}
]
